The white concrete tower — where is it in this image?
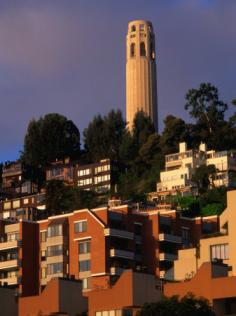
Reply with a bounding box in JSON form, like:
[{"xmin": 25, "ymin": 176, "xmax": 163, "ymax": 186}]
[{"xmin": 126, "ymin": 20, "xmax": 158, "ymax": 131}]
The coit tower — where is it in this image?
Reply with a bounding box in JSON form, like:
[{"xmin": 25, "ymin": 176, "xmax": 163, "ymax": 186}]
[{"xmin": 126, "ymin": 20, "xmax": 158, "ymax": 131}]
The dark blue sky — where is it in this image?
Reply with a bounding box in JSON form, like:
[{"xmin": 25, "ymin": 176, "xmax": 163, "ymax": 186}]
[{"xmin": 0, "ymin": 0, "xmax": 235, "ymax": 162}]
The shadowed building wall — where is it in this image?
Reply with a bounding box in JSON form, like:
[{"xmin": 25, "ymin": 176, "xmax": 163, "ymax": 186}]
[{"xmin": 126, "ymin": 20, "xmax": 158, "ymax": 131}]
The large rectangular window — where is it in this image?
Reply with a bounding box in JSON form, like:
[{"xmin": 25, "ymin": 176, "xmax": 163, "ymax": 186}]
[
  {"xmin": 211, "ymin": 244, "xmax": 229, "ymax": 261},
  {"xmin": 40, "ymin": 231, "xmax": 47, "ymax": 242},
  {"xmin": 79, "ymin": 241, "xmax": 91, "ymax": 254},
  {"xmin": 47, "ymin": 262, "xmax": 63, "ymax": 275},
  {"xmin": 47, "ymin": 245, "xmax": 63, "ymax": 257},
  {"xmin": 47, "ymin": 225, "xmax": 63, "ymax": 237},
  {"xmin": 74, "ymin": 221, "xmax": 87, "ymax": 233},
  {"xmin": 79, "ymin": 259, "xmax": 91, "ymax": 272}
]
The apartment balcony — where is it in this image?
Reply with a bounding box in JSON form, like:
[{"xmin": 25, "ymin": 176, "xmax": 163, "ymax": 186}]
[
  {"xmin": 46, "ymin": 272, "xmax": 64, "ymax": 283},
  {"xmin": 46, "ymin": 236, "xmax": 64, "ymax": 247},
  {"xmin": 104, "ymin": 228, "xmax": 134, "ymax": 240},
  {"xmin": 0, "ymin": 276, "xmax": 18, "ymax": 285},
  {"xmin": 159, "ymin": 233, "xmax": 182, "ymax": 244},
  {"xmin": 159, "ymin": 253, "xmax": 177, "ymax": 262},
  {"xmin": 46, "ymin": 255, "xmax": 67, "ymax": 265},
  {"xmin": 110, "ymin": 248, "xmax": 134, "ymax": 260},
  {"xmin": 0, "ymin": 239, "xmax": 21, "ymax": 251},
  {"xmin": 0, "ymin": 259, "xmax": 19, "ymax": 270},
  {"xmin": 110, "ymin": 267, "xmax": 125, "ymax": 275}
]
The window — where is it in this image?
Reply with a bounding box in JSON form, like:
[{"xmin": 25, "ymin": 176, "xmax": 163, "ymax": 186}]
[
  {"xmin": 95, "ymin": 164, "xmax": 110, "ymax": 174},
  {"xmin": 181, "ymin": 227, "xmax": 189, "ymax": 247},
  {"xmin": 41, "ymin": 267, "xmax": 46, "ymax": 279},
  {"xmin": 82, "ymin": 277, "xmax": 91, "ymax": 289},
  {"xmin": 139, "ymin": 24, "xmax": 145, "ymax": 31},
  {"xmin": 140, "ymin": 42, "xmax": 146, "ymax": 56},
  {"xmin": 79, "ymin": 259, "xmax": 91, "ymax": 272},
  {"xmin": 131, "ymin": 25, "xmax": 136, "ymax": 32},
  {"xmin": 94, "ymin": 174, "xmax": 110, "ymax": 184},
  {"xmin": 3, "ymin": 202, "xmax": 11, "ymax": 210},
  {"xmin": 78, "ymin": 178, "xmax": 93, "ymax": 187},
  {"xmin": 74, "ymin": 221, "xmax": 87, "ymax": 233},
  {"xmin": 47, "ymin": 245, "xmax": 63, "ymax": 257},
  {"xmin": 79, "ymin": 241, "xmax": 91, "ymax": 254},
  {"xmin": 7, "ymin": 232, "xmax": 20, "ymax": 242},
  {"xmin": 211, "ymin": 244, "xmax": 229, "ymax": 261},
  {"xmin": 49, "ymin": 167, "xmax": 63, "ymax": 178},
  {"xmin": 40, "ymin": 231, "xmax": 47, "ymax": 242},
  {"xmin": 47, "ymin": 224, "xmax": 63, "ymax": 237},
  {"xmin": 134, "ymin": 223, "xmax": 142, "ymax": 235},
  {"xmin": 130, "ymin": 43, "xmax": 135, "ymax": 58},
  {"xmin": 47, "ymin": 262, "xmax": 63, "ymax": 275},
  {"xmin": 78, "ymin": 169, "xmax": 91, "ymax": 177}
]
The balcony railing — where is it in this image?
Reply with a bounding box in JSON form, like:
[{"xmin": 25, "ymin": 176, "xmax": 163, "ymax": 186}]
[
  {"xmin": 159, "ymin": 253, "xmax": 177, "ymax": 262},
  {"xmin": 0, "ymin": 259, "xmax": 19, "ymax": 270},
  {"xmin": 159, "ymin": 233, "xmax": 182, "ymax": 244},
  {"xmin": 0, "ymin": 276, "xmax": 18, "ymax": 285},
  {"xmin": 0, "ymin": 239, "xmax": 20, "ymax": 251},
  {"xmin": 104, "ymin": 228, "xmax": 134, "ymax": 240},
  {"xmin": 110, "ymin": 248, "xmax": 134, "ymax": 260}
]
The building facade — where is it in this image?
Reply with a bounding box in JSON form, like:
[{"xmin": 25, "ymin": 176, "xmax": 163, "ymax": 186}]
[
  {"xmin": 153, "ymin": 142, "xmax": 236, "ymax": 201},
  {"xmin": 46, "ymin": 158, "xmax": 111, "ymax": 194},
  {"xmin": 126, "ymin": 20, "xmax": 158, "ymax": 131}
]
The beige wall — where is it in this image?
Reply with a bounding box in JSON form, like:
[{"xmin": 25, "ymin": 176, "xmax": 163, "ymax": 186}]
[{"xmin": 174, "ymin": 190, "xmax": 236, "ymax": 281}]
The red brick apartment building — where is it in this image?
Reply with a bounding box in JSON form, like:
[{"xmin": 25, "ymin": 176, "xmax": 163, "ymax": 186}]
[{"xmin": 0, "ymin": 200, "xmax": 219, "ymax": 304}]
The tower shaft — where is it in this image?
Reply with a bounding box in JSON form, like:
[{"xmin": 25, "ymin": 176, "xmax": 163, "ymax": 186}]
[{"xmin": 126, "ymin": 20, "xmax": 158, "ymax": 131}]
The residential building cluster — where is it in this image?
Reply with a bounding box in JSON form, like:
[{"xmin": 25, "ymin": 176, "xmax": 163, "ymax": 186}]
[
  {"xmin": 150, "ymin": 142, "xmax": 236, "ymax": 201},
  {"xmin": 1, "ymin": 190, "xmax": 236, "ymax": 315}
]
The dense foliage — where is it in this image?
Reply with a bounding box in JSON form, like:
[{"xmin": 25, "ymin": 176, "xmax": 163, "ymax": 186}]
[
  {"xmin": 45, "ymin": 180, "xmax": 99, "ymax": 214},
  {"xmin": 21, "ymin": 113, "xmax": 80, "ymax": 168},
  {"xmin": 1, "ymin": 83, "xmax": 235, "ymax": 215},
  {"xmin": 139, "ymin": 294, "xmax": 215, "ymax": 316}
]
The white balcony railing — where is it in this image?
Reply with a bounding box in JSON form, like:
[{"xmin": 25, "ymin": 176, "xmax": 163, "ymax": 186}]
[
  {"xmin": 159, "ymin": 233, "xmax": 182, "ymax": 244},
  {"xmin": 104, "ymin": 228, "xmax": 134, "ymax": 240}
]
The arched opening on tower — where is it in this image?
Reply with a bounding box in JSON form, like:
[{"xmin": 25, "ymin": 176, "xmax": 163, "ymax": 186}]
[
  {"xmin": 130, "ymin": 43, "xmax": 135, "ymax": 57},
  {"xmin": 140, "ymin": 42, "xmax": 146, "ymax": 57},
  {"xmin": 131, "ymin": 25, "xmax": 136, "ymax": 32}
]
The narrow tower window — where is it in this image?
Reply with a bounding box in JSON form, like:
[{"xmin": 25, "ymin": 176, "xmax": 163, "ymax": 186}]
[
  {"xmin": 150, "ymin": 42, "xmax": 155, "ymax": 59},
  {"xmin": 131, "ymin": 25, "xmax": 136, "ymax": 32},
  {"xmin": 140, "ymin": 42, "xmax": 146, "ymax": 57},
  {"xmin": 140, "ymin": 24, "xmax": 145, "ymax": 31},
  {"xmin": 130, "ymin": 43, "xmax": 135, "ymax": 57}
]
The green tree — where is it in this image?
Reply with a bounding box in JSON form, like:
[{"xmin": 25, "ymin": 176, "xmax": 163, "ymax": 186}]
[
  {"xmin": 192, "ymin": 164, "xmax": 217, "ymax": 194},
  {"xmin": 185, "ymin": 83, "xmax": 229, "ymax": 150},
  {"xmin": 132, "ymin": 110, "xmax": 155, "ymax": 150},
  {"xmin": 185, "ymin": 83, "xmax": 228, "ymax": 135},
  {"xmin": 161, "ymin": 115, "xmax": 191, "ymax": 154},
  {"xmin": 84, "ymin": 110, "xmax": 126, "ymax": 163},
  {"xmin": 45, "ymin": 180, "xmax": 99, "ymax": 215},
  {"xmin": 21, "ymin": 113, "xmax": 80, "ymax": 168},
  {"xmin": 139, "ymin": 294, "xmax": 215, "ymax": 316}
]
